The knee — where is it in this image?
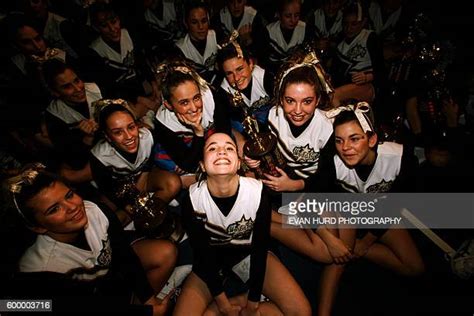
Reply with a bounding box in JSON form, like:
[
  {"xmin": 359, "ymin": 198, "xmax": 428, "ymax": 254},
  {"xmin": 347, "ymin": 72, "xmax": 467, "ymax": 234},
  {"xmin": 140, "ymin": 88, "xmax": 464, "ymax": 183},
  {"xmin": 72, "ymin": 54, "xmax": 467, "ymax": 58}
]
[
  {"xmin": 165, "ymin": 172, "xmax": 182, "ymax": 196},
  {"xmin": 159, "ymin": 240, "xmax": 178, "ymax": 267}
]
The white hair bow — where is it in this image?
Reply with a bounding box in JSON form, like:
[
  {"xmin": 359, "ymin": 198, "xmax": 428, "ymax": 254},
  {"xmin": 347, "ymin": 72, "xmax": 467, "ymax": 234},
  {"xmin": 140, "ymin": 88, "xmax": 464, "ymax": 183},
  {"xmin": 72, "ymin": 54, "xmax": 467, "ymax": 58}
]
[{"xmin": 326, "ymin": 101, "xmax": 374, "ymax": 133}]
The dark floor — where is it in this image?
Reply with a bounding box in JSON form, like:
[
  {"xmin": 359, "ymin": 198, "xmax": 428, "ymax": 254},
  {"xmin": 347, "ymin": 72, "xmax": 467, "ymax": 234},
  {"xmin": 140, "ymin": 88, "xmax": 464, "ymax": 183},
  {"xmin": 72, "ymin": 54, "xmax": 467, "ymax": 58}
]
[{"xmin": 276, "ymin": 228, "xmax": 474, "ymax": 316}]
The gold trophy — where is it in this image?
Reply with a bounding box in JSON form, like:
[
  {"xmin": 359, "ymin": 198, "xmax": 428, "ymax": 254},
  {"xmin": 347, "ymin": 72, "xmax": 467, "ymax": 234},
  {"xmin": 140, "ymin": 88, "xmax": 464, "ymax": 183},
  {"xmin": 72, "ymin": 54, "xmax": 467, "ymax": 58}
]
[
  {"xmin": 115, "ymin": 181, "xmax": 184, "ymax": 242},
  {"xmin": 229, "ymin": 87, "xmax": 286, "ymax": 178}
]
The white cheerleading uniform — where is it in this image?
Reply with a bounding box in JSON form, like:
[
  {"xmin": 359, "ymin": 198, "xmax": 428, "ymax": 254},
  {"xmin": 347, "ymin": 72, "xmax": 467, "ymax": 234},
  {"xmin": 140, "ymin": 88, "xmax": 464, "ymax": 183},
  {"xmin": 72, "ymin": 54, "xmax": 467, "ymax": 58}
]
[
  {"xmin": 144, "ymin": 1, "xmax": 182, "ymax": 42},
  {"xmin": 89, "ymin": 28, "xmax": 135, "ymax": 81},
  {"xmin": 268, "ymin": 107, "xmax": 333, "ymax": 179},
  {"xmin": 176, "ymin": 31, "xmax": 218, "ymax": 81},
  {"xmin": 313, "ymin": 8, "xmax": 343, "ymax": 38},
  {"xmin": 336, "ymin": 29, "xmax": 374, "ymax": 76},
  {"xmin": 46, "ymin": 83, "xmax": 102, "ymax": 124},
  {"xmin": 218, "ymin": 5, "xmax": 257, "ymax": 36},
  {"xmin": 220, "ymin": 65, "xmax": 270, "ymax": 113},
  {"xmin": 19, "ymin": 201, "xmax": 112, "ymax": 280},
  {"xmin": 369, "ymin": 1, "xmax": 402, "ymax": 41},
  {"xmin": 155, "ymin": 86, "xmax": 216, "ymax": 135},
  {"xmin": 91, "ymin": 127, "xmax": 153, "ymax": 179},
  {"xmin": 189, "ymin": 177, "xmax": 262, "ymax": 246},
  {"xmin": 266, "ymin": 21, "xmax": 307, "ymax": 64},
  {"xmin": 334, "ymin": 142, "xmax": 403, "ymax": 193}
]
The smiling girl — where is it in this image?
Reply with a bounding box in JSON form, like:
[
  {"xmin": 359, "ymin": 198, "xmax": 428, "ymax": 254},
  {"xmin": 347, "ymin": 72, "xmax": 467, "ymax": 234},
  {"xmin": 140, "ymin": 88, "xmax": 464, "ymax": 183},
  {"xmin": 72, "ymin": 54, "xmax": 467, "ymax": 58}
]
[{"xmin": 174, "ymin": 133, "xmax": 311, "ymax": 316}]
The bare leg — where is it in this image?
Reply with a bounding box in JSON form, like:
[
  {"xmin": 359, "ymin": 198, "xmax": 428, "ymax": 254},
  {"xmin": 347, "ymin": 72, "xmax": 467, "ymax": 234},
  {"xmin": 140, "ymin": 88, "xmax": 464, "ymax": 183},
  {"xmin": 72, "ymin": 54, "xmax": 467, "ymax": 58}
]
[
  {"xmin": 132, "ymin": 239, "xmax": 177, "ymax": 293},
  {"xmin": 147, "ymin": 168, "xmax": 182, "ymax": 203},
  {"xmin": 362, "ymin": 229, "xmax": 424, "ymax": 276},
  {"xmin": 173, "ymin": 272, "xmax": 213, "ymax": 316},
  {"xmin": 262, "ymin": 252, "xmax": 312, "ymax": 315},
  {"xmin": 333, "ymin": 83, "xmax": 375, "ymax": 107},
  {"xmin": 271, "ymin": 211, "xmax": 332, "ymax": 263},
  {"xmin": 317, "ymin": 228, "xmax": 356, "ymax": 316}
]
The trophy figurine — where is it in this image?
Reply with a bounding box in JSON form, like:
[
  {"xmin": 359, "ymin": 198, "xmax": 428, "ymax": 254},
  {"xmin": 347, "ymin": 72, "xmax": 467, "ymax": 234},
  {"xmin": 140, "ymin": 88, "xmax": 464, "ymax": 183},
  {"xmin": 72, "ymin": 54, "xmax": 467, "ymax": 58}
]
[
  {"xmin": 229, "ymin": 87, "xmax": 286, "ymax": 178},
  {"xmin": 115, "ymin": 181, "xmax": 184, "ymax": 242}
]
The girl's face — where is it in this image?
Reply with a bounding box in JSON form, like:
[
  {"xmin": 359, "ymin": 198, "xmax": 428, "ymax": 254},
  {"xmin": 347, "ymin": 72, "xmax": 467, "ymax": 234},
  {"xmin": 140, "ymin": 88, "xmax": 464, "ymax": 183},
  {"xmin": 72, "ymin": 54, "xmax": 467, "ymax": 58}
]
[
  {"xmin": 343, "ymin": 13, "xmax": 366, "ymax": 39},
  {"xmin": 26, "ymin": 181, "xmax": 88, "ymax": 242},
  {"xmin": 52, "ymin": 69, "xmax": 86, "ymax": 104},
  {"xmin": 201, "ymin": 133, "xmax": 240, "ymax": 177},
  {"xmin": 165, "ymin": 80, "xmax": 203, "ymax": 124},
  {"xmin": 228, "ymin": 0, "xmax": 246, "ymax": 18},
  {"xmin": 105, "ymin": 111, "xmax": 140, "ymax": 153},
  {"xmin": 186, "ymin": 8, "xmax": 209, "ymax": 41},
  {"xmin": 222, "ymin": 57, "xmax": 254, "ymax": 91},
  {"xmin": 15, "ymin": 25, "xmax": 47, "ymax": 56},
  {"xmin": 282, "ymin": 82, "xmax": 319, "ymax": 126},
  {"xmin": 335, "ymin": 120, "xmax": 377, "ymax": 167},
  {"xmin": 279, "ymin": 1, "xmax": 301, "ymax": 30},
  {"xmin": 95, "ymin": 12, "xmax": 121, "ymax": 43},
  {"xmin": 323, "ymin": 0, "xmax": 343, "ymax": 18}
]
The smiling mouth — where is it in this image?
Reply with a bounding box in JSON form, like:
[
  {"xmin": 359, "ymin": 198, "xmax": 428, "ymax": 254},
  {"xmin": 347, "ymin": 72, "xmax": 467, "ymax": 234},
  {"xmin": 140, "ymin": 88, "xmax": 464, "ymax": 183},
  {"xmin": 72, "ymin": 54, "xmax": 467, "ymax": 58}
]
[
  {"xmin": 214, "ymin": 158, "xmax": 231, "ymax": 165},
  {"xmin": 70, "ymin": 208, "xmax": 84, "ymax": 222},
  {"xmin": 124, "ymin": 138, "xmax": 136, "ymax": 147}
]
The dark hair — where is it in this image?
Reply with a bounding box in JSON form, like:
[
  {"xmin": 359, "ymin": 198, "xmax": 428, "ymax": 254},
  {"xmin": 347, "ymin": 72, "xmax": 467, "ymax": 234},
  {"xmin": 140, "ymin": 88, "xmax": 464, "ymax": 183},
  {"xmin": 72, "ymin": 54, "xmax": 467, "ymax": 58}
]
[
  {"xmin": 216, "ymin": 42, "xmax": 251, "ymax": 71},
  {"xmin": 342, "ymin": 1, "xmax": 368, "ymax": 19},
  {"xmin": 6, "ymin": 13, "xmax": 42, "ymax": 44},
  {"xmin": 184, "ymin": 0, "xmax": 209, "ymax": 21},
  {"xmin": 89, "ymin": 2, "xmax": 118, "ymax": 26},
  {"xmin": 161, "ymin": 71, "xmax": 198, "ymax": 103},
  {"xmin": 278, "ymin": 66, "xmax": 330, "ymax": 109},
  {"xmin": 98, "ymin": 103, "xmax": 135, "ymax": 132},
  {"xmin": 333, "ymin": 100, "xmax": 376, "ymax": 137},
  {"xmin": 41, "ymin": 59, "xmax": 77, "ymax": 90},
  {"xmin": 277, "ymin": 0, "xmax": 301, "ymax": 13},
  {"xmin": 5, "ymin": 168, "xmax": 59, "ymax": 227}
]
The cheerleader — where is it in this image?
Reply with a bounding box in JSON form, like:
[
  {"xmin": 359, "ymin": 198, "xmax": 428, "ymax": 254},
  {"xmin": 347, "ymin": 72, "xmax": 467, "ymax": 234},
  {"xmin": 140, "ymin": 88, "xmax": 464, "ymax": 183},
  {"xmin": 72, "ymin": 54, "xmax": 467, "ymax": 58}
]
[
  {"xmin": 153, "ymin": 61, "xmax": 231, "ymax": 188},
  {"xmin": 174, "ymin": 1, "xmax": 219, "ymax": 85},
  {"xmin": 174, "ymin": 133, "xmax": 311, "ymax": 315},
  {"xmin": 6, "ymin": 164, "xmax": 175, "ymax": 315}
]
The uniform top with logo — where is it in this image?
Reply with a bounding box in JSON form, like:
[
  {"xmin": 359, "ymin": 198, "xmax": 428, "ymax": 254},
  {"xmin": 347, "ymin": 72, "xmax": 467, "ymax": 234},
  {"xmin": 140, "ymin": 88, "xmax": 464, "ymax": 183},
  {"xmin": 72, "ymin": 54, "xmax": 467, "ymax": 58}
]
[
  {"xmin": 308, "ymin": 141, "xmax": 418, "ymax": 193},
  {"xmin": 90, "ymin": 127, "xmax": 154, "ymax": 204},
  {"xmin": 88, "ymin": 28, "xmax": 140, "ymax": 95},
  {"xmin": 182, "ymin": 177, "xmax": 271, "ymax": 302},
  {"xmin": 331, "ymin": 28, "xmax": 386, "ymax": 88},
  {"xmin": 220, "ymin": 64, "xmax": 272, "ymax": 133},
  {"xmin": 212, "ymin": 5, "xmax": 257, "ymax": 42},
  {"xmin": 17, "ymin": 201, "xmax": 155, "ymax": 315},
  {"xmin": 153, "ymin": 86, "xmax": 231, "ymax": 173},
  {"xmin": 311, "ymin": 7, "xmax": 343, "ymax": 39},
  {"xmin": 175, "ymin": 30, "xmax": 219, "ymax": 84},
  {"xmin": 262, "ymin": 20, "xmax": 310, "ymax": 75},
  {"xmin": 268, "ymin": 106, "xmax": 334, "ymax": 182},
  {"xmin": 144, "ymin": 0, "xmax": 184, "ymax": 43}
]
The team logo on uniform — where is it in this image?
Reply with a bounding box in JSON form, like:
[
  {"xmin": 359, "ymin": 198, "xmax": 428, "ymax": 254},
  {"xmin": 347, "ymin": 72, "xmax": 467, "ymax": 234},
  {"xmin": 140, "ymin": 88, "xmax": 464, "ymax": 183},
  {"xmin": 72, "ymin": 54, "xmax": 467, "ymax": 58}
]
[
  {"xmin": 347, "ymin": 44, "xmax": 367, "ymax": 60},
  {"xmin": 97, "ymin": 238, "xmax": 112, "ymax": 267},
  {"xmin": 293, "ymin": 144, "xmax": 319, "ymax": 162},
  {"xmin": 366, "ymin": 180, "xmax": 394, "ymax": 193},
  {"xmin": 227, "ymin": 215, "xmax": 254, "ymax": 240}
]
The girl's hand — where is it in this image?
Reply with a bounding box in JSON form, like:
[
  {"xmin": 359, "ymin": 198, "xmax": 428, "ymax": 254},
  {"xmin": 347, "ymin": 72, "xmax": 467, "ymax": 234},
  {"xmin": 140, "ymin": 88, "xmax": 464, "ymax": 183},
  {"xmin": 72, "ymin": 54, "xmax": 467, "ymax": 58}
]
[
  {"xmin": 243, "ymin": 155, "xmax": 261, "ymax": 169},
  {"xmin": 262, "ymin": 167, "xmax": 303, "ymax": 192},
  {"xmin": 176, "ymin": 112, "xmax": 204, "ymax": 136},
  {"xmin": 326, "ymin": 236, "xmax": 354, "ymax": 264}
]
